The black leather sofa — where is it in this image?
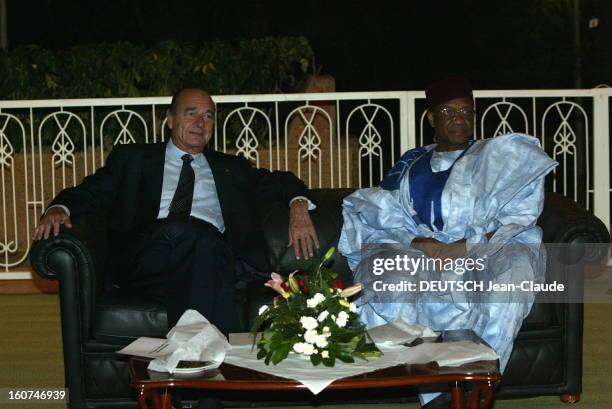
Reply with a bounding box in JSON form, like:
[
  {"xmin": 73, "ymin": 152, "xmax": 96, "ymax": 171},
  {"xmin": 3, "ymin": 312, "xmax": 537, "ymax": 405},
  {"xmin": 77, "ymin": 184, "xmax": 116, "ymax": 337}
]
[{"xmin": 30, "ymin": 189, "xmax": 610, "ymax": 409}]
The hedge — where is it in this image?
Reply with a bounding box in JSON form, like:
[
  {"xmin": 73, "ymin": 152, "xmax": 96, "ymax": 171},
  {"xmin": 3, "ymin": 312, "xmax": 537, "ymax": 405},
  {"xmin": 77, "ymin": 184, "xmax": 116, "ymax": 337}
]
[{"xmin": 0, "ymin": 37, "xmax": 314, "ymax": 99}]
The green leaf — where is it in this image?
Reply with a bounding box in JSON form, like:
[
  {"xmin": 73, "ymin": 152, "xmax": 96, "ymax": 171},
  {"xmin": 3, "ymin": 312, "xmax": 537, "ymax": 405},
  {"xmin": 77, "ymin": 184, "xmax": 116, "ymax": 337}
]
[
  {"xmin": 322, "ymin": 356, "xmax": 335, "ymax": 367},
  {"xmin": 336, "ymin": 354, "xmax": 354, "ymax": 364},
  {"xmin": 310, "ymin": 354, "xmax": 323, "ymax": 366},
  {"xmin": 354, "ymin": 350, "xmax": 384, "ymax": 359},
  {"xmin": 263, "ymin": 329, "xmax": 275, "ymax": 342},
  {"xmin": 270, "ymin": 342, "xmax": 291, "ymax": 365}
]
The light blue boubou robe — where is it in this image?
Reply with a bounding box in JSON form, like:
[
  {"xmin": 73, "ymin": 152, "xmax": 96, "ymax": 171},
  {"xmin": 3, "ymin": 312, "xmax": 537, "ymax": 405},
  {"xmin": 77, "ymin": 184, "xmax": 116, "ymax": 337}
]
[{"xmin": 338, "ymin": 133, "xmax": 557, "ymax": 371}]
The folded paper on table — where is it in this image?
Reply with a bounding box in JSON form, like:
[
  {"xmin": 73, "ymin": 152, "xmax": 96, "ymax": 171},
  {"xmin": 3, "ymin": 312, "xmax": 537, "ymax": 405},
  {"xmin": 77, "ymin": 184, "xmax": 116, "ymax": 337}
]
[
  {"xmin": 117, "ymin": 337, "xmax": 178, "ymax": 359},
  {"xmin": 224, "ymin": 335, "xmax": 498, "ymax": 394},
  {"xmin": 411, "ymin": 340, "xmax": 499, "ymax": 367},
  {"xmin": 228, "ymin": 332, "xmax": 261, "ymax": 346},
  {"xmin": 117, "ymin": 310, "xmax": 231, "ymax": 374},
  {"xmin": 367, "ymin": 320, "xmax": 438, "ymax": 345}
]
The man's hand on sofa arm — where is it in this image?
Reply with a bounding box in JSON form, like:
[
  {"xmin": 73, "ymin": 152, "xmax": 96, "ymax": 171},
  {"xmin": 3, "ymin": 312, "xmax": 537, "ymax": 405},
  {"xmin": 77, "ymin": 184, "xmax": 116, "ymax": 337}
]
[
  {"xmin": 288, "ymin": 199, "xmax": 320, "ymax": 260},
  {"xmin": 33, "ymin": 206, "xmax": 72, "ymax": 240}
]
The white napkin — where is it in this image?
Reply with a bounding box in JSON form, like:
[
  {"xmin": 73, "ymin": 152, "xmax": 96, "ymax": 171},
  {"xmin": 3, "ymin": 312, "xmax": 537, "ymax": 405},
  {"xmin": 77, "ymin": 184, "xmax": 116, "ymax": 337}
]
[
  {"xmin": 367, "ymin": 320, "xmax": 438, "ymax": 345},
  {"xmin": 223, "ymin": 343, "xmax": 410, "ymax": 394},
  {"xmin": 147, "ymin": 310, "xmax": 231, "ymax": 373}
]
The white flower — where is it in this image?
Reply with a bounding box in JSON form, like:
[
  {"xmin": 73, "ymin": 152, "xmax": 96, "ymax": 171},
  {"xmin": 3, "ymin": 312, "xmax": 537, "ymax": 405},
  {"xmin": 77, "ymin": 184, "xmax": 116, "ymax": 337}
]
[
  {"xmin": 293, "ymin": 342, "xmax": 306, "ymax": 353},
  {"xmin": 304, "ymin": 329, "xmax": 319, "ymax": 344},
  {"xmin": 300, "ymin": 316, "xmax": 318, "ymax": 330},
  {"xmin": 302, "ymin": 343, "xmax": 316, "ymax": 355},
  {"xmin": 314, "ymin": 335, "xmax": 328, "ymax": 348},
  {"xmin": 321, "ymin": 350, "xmax": 329, "ymax": 358},
  {"xmin": 349, "ymin": 303, "xmax": 357, "ymax": 313},
  {"xmin": 317, "ymin": 310, "xmax": 329, "ymax": 322},
  {"xmin": 258, "ymin": 305, "xmax": 269, "ymax": 315},
  {"xmin": 322, "ymin": 326, "xmax": 331, "ymax": 333},
  {"xmin": 336, "ymin": 311, "xmax": 349, "ymax": 328},
  {"xmin": 307, "ymin": 293, "xmax": 326, "ymax": 308}
]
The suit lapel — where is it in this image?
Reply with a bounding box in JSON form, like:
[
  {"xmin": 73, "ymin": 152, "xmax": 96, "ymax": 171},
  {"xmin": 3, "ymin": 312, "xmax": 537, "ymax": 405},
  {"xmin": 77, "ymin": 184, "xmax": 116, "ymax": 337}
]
[
  {"xmin": 204, "ymin": 150, "xmax": 234, "ymax": 219},
  {"xmin": 142, "ymin": 142, "xmax": 166, "ymax": 216}
]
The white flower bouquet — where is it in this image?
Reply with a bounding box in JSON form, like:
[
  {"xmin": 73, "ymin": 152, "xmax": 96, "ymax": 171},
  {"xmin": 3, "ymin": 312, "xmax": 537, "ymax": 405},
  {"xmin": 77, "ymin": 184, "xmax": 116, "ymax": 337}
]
[{"xmin": 251, "ymin": 247, "xmax": 382, "ymax": 366}]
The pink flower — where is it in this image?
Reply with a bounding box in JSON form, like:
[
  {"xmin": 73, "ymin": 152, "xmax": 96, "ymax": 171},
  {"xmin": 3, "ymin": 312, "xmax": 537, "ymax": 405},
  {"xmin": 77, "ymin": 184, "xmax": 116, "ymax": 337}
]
[{"xmin": 265, "ymin": 272, "xmax": 289, "ymax": 297}]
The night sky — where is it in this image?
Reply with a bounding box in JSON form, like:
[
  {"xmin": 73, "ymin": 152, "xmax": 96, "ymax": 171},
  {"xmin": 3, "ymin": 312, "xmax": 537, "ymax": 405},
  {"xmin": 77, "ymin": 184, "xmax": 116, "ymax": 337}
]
[{"xmin": 6, "ymin": 0, "xmax": 612, "ymax": 91}]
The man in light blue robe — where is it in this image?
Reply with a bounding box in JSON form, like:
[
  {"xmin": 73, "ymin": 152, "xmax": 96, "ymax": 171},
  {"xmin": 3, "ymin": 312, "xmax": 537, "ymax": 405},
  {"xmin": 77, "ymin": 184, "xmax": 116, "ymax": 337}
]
[{"xmin": 338, "ymin": 77, "xmax": 557, "ymax": 409}]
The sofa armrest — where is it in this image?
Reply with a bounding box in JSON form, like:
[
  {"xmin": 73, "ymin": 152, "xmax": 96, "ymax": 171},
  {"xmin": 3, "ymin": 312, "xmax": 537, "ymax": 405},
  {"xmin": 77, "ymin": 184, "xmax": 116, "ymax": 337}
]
[
  {"xmin": 529, "ymin": 193, "xmax": 609, "ymax": 397},
  {"xmin": 30, "ymin": 213, "xmax": 109, "ymax": 338},
  {"xmin": 29, "ymin": 213, "xmax": 110, "ymax": 406},
  {"xmin": 539, "ymin": 192, "xmax": 610, "ymax": 244}
]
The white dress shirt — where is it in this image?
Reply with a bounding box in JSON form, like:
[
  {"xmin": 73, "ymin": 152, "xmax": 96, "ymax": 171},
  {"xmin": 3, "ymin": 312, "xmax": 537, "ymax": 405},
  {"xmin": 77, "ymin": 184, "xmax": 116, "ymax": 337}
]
[{"xmin": 158, "ymin": 140, "xmax": 225, "ymax": 232}]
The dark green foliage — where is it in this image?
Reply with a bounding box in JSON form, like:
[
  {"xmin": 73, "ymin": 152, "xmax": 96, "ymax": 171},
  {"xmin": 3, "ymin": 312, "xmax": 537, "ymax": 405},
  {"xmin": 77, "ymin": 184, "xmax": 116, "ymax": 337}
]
[{"xmin": 0, "ymin": 38, "xmax": 314, "ymax": 99}]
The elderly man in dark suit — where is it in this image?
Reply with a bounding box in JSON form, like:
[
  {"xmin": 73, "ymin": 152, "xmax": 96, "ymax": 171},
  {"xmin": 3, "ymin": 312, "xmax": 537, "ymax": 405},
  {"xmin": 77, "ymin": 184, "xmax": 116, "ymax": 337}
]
[{"xmin": 33, "ymin": 88, "xmax": 319, "ymax": 334}]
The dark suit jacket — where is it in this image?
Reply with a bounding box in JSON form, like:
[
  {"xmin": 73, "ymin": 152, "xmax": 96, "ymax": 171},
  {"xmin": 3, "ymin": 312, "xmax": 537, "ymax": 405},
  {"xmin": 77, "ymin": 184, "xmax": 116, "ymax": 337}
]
[{"xmin": 50, "ymin": 142, "xmax": 309, "ymax": 274}]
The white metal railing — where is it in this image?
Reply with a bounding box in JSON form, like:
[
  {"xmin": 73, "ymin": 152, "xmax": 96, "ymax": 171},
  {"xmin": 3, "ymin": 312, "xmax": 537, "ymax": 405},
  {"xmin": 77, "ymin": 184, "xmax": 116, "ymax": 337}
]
[{"xmin": 0, "ymin": 89, "xmax": 610, "ymax": 278}]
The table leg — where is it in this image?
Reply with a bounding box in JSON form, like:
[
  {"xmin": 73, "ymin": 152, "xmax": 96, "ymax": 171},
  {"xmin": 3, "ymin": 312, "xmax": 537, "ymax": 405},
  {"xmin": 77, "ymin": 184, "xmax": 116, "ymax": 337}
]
[
  {"xmin": 136, "ymin": 387, "xmax": 155, "ymax": 409},
  {"xmin": 470, "ymin": 383, "xmax": 481, "ymax": 409},
  {"xmin": 160, "ymin": 389, "xmax": 173, "ymax": 409},
  {"xmin": 471, "ymin": 382, "xmax": 487, "ymax": 409},
  {"xmin": 469, "ymin": 381, "xmax": 496, "ymax": 409},
  {"xmin": 137, "ymin": 388, "xmax": 147, "ymax": 409},
  {"xmin": 480, "ymin": 381, "xmax": 495, "ymax": 409},
  {"xmin": 560, "ymin": 393, "xmax": 581, "ymax": 403},
  {"xmin": 450, "ymin": 381, "xmax": 466, "ymax": 409}
]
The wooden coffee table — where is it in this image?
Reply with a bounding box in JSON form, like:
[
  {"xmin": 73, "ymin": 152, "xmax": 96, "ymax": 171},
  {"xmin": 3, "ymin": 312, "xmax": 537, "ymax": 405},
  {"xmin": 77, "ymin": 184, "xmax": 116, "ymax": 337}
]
[{"xmin": 129, "ymin": 330, "xmax": 501, "ymax": 409}]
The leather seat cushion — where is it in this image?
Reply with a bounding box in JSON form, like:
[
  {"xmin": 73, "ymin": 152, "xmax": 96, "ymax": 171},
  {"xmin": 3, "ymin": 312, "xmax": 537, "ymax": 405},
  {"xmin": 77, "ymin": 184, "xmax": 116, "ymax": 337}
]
[{"xmin": 93, "ymin": 291, "xmax": 167, "ymax": 345}]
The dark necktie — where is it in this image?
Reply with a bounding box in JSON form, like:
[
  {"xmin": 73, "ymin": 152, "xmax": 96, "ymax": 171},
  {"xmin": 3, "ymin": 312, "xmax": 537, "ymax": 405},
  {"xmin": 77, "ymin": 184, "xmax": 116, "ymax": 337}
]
[
  {"xmin": 159, "ymin": 154, "xmax": 195, "ymax": 239},
  {"xmin": 168, "ymin": 154, "xmax": 195, "ymax": 221}
]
